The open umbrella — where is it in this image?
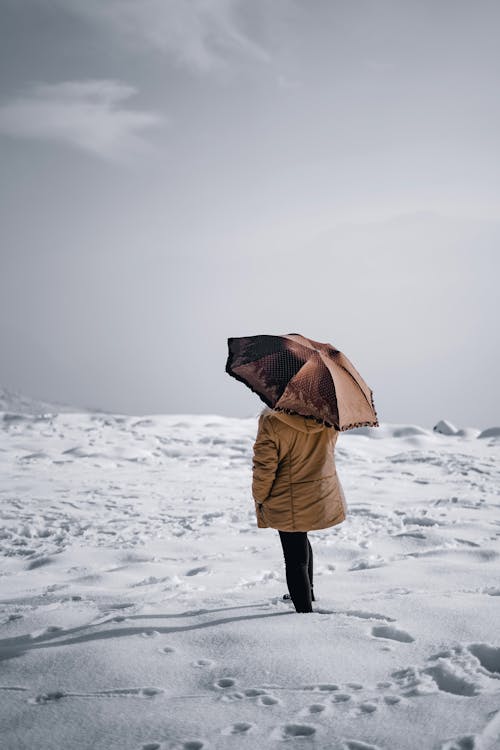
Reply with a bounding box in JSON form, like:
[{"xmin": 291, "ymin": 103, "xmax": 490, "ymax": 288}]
[{"xmin": 225, "ymin": 332, "xmax": 379, "ymax": 431}]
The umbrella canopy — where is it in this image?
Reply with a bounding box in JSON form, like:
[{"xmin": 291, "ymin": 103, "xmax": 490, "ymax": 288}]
[{"xmin": 225, "ymin": 332, "xmax": 379, "ymax": 431}]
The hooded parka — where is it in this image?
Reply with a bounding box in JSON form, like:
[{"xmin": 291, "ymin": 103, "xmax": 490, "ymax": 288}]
[{"xmin": 252, "ymin": 407, "xmax": 347, "ymax": 532}]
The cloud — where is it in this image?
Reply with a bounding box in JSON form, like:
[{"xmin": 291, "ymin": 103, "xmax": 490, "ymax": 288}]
[
  {"xmin": 0, "ymin": 79, "xmax": 164, "ymax": 162},
  {"xmin": 276, "ymin": 73, "xmax": 301, "ymax": 90},
  {"xmin": 57, "ymin": 0, "xmax": 271, "ymax": 74}
]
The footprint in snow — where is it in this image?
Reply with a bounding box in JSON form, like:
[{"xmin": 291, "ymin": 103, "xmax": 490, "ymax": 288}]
[
  {"xmin": 392, "ymin": 663, "xmax": 478, "ymax": 697},
  {"xmin": 351, "ymin": 701, "xmax": 378, "ymax": 715},
  {"xmin": 258, "ymin": 693, "xmax": 280, "ymax": 705},
  {"xmin": 220, "ymin": 721, "xmax": 255, "ymax": 735},
  {"xmin": 214, "ymin": 677, "xmax": 236, "ymax": 689},
  {"xmin": 383, "ymin": 694, "xmax": 402, "ymax": 705},
  {"xmin": 439, "ymin": 737, "xmax": 477, "ymax": 750},
  {"xmin": 271, "ymin": 724, "xmax": 316, "ymax": 740},
  {"xmin": 185, "ymin": 566, "xmax": 210, "ymax": 577},
  {"xmin": 467, "ymin": 642, "xmax": 500, "ymax": 674},
  {"xmin": 482, "ymin": 586, "xmax": 500, "ymax": 596},
  {"xmin": 411, "ymin": 643, "xmax": 500, "ymax": 697},
  {"xmin": 371, "ymin": 624, "xmax": 415, "ymax": 643},
  {"xmin": 332, "ymin": 693, "xmax": 352, "ymax": 702},
  {"xmin": 343, "ymin": 741, "xmax": 382, "ymax": 750},
  {"xmin": 300, "ymin": 702, "xmax": 329, "ymax": 716},
  {"xmin": 192, "ymin": 658, "xmax": 215, "ymax": 667}
]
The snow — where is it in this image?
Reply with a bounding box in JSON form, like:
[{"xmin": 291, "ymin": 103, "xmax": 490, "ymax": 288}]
[
  {"xmin": 1, "ymin": 406, "xmax": 499, "ymax": 750},
  {"xmin": 433, "ymin": 420, "xmax": 459, "ymax": 436}
]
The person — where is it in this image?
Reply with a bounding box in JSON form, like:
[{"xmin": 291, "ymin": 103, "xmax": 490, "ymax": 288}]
[{"xmin": 252, "ymin": 405, "xmax": 347, "ymax": 613}]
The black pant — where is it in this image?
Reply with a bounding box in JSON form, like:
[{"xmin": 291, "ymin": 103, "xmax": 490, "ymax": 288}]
[{"xmin": 278, "ymin": 530, "xmax": 313, "ymax": 613}]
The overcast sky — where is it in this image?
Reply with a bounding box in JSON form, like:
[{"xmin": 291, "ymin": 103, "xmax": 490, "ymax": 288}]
[{"xmin": 0, "ymin": 0, "xmax": 499, "ymax": 429}]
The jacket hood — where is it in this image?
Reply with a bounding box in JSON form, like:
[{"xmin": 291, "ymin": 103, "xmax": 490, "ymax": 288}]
[{"xmin": 261, "ymin": 406, "xmax": 327, "ymax": 434}]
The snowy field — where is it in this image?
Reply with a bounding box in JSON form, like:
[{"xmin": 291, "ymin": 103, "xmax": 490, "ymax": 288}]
[{"xmin": 1, "ymin": 408, "xmax": 499, "ymax": 750}]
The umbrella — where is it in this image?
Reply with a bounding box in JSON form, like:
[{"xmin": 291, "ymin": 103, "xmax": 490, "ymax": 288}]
[{"xmin": 225, "ymin": 332, "xmax": 379, "ymax": 431}]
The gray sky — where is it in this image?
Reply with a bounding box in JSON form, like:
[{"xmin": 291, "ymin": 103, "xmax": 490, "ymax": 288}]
[{"xmin": 0, "ymin": 0, "xmax": 499, "ymax": 429}]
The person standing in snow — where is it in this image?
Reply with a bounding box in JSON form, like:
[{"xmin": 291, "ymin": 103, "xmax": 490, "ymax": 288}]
[{"xmin": 252, "ymin": 405, "xmax": 347, "ymax": 613}]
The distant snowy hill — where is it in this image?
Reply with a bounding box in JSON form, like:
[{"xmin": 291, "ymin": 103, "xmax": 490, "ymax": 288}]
[{"xmin": 0, "ymin": 384, "xmax": 97, "ymax": 414}]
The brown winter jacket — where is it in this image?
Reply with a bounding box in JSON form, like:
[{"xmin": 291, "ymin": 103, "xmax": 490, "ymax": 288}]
[{"xmin": 252, "ymin": 407, "xmax": 347, "ymax": 532}]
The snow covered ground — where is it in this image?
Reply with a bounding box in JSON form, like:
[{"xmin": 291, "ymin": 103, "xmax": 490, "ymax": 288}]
[{"xmin": 1, "ymin": 407, "xmax": 499, "ymax": 750}]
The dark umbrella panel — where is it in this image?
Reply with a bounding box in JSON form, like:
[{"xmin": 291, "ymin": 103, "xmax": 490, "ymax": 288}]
[{"xmin": 226, "ymin": 333, "xmax": 379, "ymax": 431}]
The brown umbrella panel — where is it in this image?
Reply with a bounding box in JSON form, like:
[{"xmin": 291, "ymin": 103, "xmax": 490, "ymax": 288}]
[{"xmin": 226, "ymin": 333, "xmax": 379, "ymax": 431}]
